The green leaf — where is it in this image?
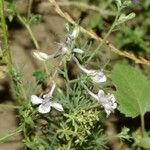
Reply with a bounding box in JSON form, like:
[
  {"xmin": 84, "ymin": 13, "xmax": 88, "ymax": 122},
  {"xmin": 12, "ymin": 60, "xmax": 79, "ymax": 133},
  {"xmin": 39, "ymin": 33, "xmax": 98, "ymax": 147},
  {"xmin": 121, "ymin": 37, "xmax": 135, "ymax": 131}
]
[
  {"xmin": 33, "ymin": 71, "xmax": 48, "ymax": 85},
  {"xmin": 112, "ymin": 64, "xmax": 150, "ymax": 118},
  {"xmin": 29, "ymin": 14, "xmax": 42, "ymax": 25},
  {"xmin": 139, "ymin": 137, "xmax": 150, "ymax": 149}
]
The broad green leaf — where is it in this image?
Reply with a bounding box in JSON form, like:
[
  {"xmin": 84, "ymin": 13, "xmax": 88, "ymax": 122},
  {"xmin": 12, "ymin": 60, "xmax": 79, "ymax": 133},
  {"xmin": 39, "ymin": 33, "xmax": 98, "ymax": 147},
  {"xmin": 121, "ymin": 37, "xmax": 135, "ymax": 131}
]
[
  {"xmin": 112, "ymin": 64, "xmax": 150, "ymax": 118},
  {"xmin": 139, "ymin": 137, "xmax": 150, "ymax": 149}
]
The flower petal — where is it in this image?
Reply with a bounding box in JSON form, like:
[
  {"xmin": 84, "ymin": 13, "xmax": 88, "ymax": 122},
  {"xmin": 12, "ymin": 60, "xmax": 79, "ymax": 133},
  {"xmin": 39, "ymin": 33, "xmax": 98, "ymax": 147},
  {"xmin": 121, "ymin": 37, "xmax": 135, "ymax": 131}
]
[
  {"xmin": 91, "ymin": 71, "xmax": 107, "ymax": 83},
  {"xmin": 98, "ymin": 90, "xmax": 105, "ymax": 98},
  {"xmin": 31, "ymin": 95, "xmax": 43, "ymax": 105},
  {"xmin": 32, "ymin": 51, "xmax": 50, "ymax": 61},
  {"xmin": 38, "ymin": 103, "xmax": 51, "ymax": 114},
  {"xmin": 50, "ymin": 102, "xmax": 64, "ymax": 111},
  {"xmin": 108, "ymin": 94, "xmax": 116, "ymax": 103}
]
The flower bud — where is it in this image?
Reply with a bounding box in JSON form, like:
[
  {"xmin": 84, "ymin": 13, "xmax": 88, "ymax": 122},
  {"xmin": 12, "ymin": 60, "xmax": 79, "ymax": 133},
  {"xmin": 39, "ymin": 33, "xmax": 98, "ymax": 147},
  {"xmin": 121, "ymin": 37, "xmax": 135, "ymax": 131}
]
[{"xmin": 32, "ymin": 51, "xmax": 50, "ymax": 61}]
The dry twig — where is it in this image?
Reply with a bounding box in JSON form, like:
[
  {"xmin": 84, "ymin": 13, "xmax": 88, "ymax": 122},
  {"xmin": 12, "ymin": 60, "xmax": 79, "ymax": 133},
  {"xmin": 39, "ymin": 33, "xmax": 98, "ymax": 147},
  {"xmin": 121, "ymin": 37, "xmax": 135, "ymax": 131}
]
[{"xmin": 48, "ymin": 0, "xmax": 150, "ymax": 66}]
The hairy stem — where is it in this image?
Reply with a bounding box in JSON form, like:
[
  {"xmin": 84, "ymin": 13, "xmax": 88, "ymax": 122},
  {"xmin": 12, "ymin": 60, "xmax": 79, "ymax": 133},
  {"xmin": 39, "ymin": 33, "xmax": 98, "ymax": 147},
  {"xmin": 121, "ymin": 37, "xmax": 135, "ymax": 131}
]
[{"xmin": 0, "ymin": 0, "xmax": 12, "ymax": 69}]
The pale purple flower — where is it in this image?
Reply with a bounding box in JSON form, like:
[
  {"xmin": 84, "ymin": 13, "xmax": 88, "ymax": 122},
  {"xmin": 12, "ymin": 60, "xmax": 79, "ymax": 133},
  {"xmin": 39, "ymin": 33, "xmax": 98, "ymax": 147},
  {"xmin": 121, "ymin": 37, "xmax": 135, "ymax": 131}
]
[
  {"xmin": 31, "ymin": 82, "xmax": 64, "ymax": 114},
  {"xmin": 132, "ymin": 0, "xmax": 140, "ymax": 4},
  {"xmin": 96, "ymin": 90, "xmax": 117, "ymax": 117},
  {"xmin": 83, "ymin": 84, "xmax": 117, "ymax": 117},
  {"xmin": 73, "ymin": 56, "xmax": 107, "ymax": 83}
]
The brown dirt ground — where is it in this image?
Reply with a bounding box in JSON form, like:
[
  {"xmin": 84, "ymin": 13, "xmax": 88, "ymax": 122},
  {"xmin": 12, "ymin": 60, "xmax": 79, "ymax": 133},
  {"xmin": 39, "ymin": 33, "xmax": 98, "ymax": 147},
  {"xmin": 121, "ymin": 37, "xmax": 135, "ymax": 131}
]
[{"xmin": 0, "ymin": 1, "xmax": 66, "ymax": 149}]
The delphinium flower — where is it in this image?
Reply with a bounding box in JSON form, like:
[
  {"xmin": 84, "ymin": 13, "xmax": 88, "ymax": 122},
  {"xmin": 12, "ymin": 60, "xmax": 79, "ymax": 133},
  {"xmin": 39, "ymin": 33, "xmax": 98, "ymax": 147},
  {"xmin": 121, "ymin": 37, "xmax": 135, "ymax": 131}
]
[
  {"xmin": 31, "ymin": 82, "xmax": 64, "ymax": 113},
  {"xmin": 132, "ymin": 0, "xmax": 140, "ymax": 4},
  {"xmin": 56, "ymin": 25, "xmax": 80, "ymax": 57},
  {"xmin": 73, "ymin": 56, "xmax": 107, "ymax": 83},
  {"xmin": 82, "ymin": 83, "xmax": 117, "ymax": 117}
]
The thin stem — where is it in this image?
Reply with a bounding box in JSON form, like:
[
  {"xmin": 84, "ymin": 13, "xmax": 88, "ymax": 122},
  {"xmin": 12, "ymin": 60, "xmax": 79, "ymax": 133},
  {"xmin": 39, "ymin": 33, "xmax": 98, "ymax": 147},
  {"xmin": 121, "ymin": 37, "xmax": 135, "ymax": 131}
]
[
  {"xmin": 0, "ymin": 104, "xmax": 21, "ymax": 109},
  {"xmin": 0, "ymin": 0, "xmax": 26, "ymax": 103},
  {"xmin": 17, "ymin": 14, "xmax": 40, "ymax": 49},
  {"xmin": 64, "ymin": 59, "xmax": 69, "ymax": 82},
  {"xmin": 0, "ymin": 7, "xmax": 28, "ymax": 101},
  {"xmin": 39, "ymin": 59, "xmax": 63, "ymax": 97},
  {"xmin": 0, "ymin": 127, "xmax": 22, "ymax": 144},
  {"xmin": 87, "ymin": 9, "xmax": 120, "ymax": 63},
  {"xmin": 17, "ymin": 13, "xmax": 49, "ymax": 74},
  {"xmin": 20, "ymin": 81, "xmax": 28, "ymax": 100},
  {"xmin": 140, "ymin": 114, "xmax": 145, "ymax": 137},
  {"xmin": 81, "ymin": 82, "xmax": 98, "ymax": 101},
  {"xmin": 0, "ymin": 0, "xmax": 12, "ymax": 69},
  {"xmin": 67, "ymin": 138, "xmax": 72, "ymax": 150},
  {"xmin": 27, "ymin": 0, "xmax": 33, "ymax": 20},
  {"xmin": 52, "ymin": 1, "xmax": 116, "ymax": 17}
]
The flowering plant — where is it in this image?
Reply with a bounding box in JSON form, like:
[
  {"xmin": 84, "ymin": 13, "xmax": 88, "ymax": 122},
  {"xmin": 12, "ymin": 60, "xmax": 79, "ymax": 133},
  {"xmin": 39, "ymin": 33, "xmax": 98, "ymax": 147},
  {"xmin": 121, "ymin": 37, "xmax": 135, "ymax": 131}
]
[{"xmin": 1, "ymin": 0, "xmax": 150, "ymax": 149}]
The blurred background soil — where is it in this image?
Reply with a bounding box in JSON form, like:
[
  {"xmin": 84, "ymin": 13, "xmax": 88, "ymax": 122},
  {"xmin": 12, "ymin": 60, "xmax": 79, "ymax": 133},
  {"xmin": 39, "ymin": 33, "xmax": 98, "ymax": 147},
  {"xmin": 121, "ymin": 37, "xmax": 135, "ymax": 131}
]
[{"xmin": 0, "ymin": 0, "xmax": 66, "ymax": 149}]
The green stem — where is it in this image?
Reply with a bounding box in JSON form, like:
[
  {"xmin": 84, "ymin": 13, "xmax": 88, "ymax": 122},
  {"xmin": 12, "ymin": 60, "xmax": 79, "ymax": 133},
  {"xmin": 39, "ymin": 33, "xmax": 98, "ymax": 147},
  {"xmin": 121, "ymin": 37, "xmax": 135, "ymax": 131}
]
[
  {"xmin": 86, "ymin": 8, "xmax": 120, "ymax": 63},
  {"xmin": 67, "ymin": 138, "xmax": 72, "ymax": 150},
  {"xmin": 64, "ymin": 59, "xmax": 69, "ymax": 82},
  {"xmin": 0, "ymin": 104, "xmax": 21, "ymax": 109},
  {"xmin": 17, "ymin": 13, "xmax": 49, "ymax": 74},
  {"xmin": 0, "ymin": 127, "xmax": 22, "ymax": 144},
  {"xmin": 17, "ymin": 14, "xmax": 40, "ymax": 49},
  {"xmin": 20, "ymin": 81, "xmax": 28, "ymax": 100},
  {"xmin": 0, "ymin": 0, "xmax": 12, "ymax": 69},
  {"xmin": 140, "ymin": 114, "xmax": 145, "ymax": 137},
  {"xmin": 27, "ymin": 0, "xmax": 33, "ymax": 20}
]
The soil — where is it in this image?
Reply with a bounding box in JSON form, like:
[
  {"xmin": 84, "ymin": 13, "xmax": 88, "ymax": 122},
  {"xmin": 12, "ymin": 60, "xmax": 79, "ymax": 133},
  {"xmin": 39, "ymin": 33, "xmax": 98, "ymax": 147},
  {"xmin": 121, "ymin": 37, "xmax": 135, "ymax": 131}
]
[{"xmin": 0, "ymin": 1, "xmax": 65, "ymax": 149}]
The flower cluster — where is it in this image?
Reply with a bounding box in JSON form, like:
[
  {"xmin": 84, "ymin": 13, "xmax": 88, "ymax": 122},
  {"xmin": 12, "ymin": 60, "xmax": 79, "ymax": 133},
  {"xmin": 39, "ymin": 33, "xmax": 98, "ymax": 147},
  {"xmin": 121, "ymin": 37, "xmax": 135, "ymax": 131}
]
[
  {"xmin": 31, "ymin": 25, "xmax": 117, "ymax": 117},
  {"xmin": 72, "ymin": 54, "xmax": 117, "ymax": 117}
]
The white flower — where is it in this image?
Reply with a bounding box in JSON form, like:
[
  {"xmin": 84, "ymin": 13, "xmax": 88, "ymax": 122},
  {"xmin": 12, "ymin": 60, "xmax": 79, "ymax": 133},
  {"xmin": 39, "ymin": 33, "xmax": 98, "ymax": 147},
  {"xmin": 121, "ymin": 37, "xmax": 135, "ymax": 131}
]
[
  {"xmin": 97, "ymin": 90, "xmax": 117, "ymax": 117},
  {"xmin": 73, "ymin": 56, "xmax": 107, "ymax": 83},
  {"xmin": 31, "ymin": 82, "xmax": 64, "ymax": 113},
  {"xmin": 86, "ymin": 88, "xmax": 117, "ymax": 117}
]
